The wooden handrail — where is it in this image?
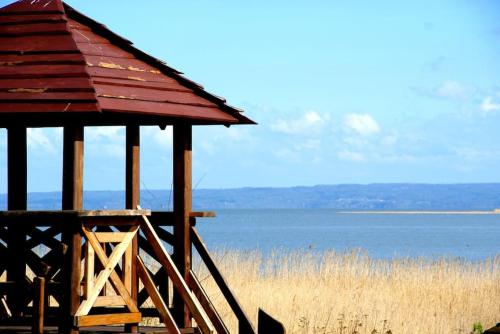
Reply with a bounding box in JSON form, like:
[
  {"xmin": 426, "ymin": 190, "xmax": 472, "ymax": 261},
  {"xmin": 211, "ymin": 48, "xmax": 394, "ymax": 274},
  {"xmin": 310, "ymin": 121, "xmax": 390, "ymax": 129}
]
[
  {"xmin": 191, "ymin": 227, "xmax": 256, "ymax": 334},
  {"xmin": 189, "ymin": 270, "xmax": 229, "ymax": 334},
  {"xmin": 139, "ymin": 214, "xmax": 215, "ymax": 334}
]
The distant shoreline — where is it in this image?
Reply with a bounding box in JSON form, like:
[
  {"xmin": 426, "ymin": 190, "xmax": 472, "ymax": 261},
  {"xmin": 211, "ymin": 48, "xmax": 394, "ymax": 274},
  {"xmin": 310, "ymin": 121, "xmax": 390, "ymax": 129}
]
[{"xmin": 339, "ymin": 210, "xmax": 500, "ymax": 215}]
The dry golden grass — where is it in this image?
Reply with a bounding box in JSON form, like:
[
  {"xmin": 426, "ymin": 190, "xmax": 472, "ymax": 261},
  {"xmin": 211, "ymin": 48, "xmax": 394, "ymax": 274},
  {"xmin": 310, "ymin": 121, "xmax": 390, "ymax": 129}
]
[{"xmin": 192, "ymin": 249, "xmax": 500, "ymax": 334}]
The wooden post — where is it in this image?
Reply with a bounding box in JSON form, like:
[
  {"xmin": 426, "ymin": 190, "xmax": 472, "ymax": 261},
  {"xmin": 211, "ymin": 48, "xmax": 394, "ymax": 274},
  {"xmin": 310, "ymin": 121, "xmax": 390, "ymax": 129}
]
[
  {"xmin": 7, "ymin": 126, "xmax": 27, "ymax": 317},
  {"xmin": 172, "ymin": 124, "xmax": 192, "ymax": 328},
  {"xmin": 33, "ymin": 277, "xmax": 46, "ymax": 334},
  {"xmin": 60, "ymin": 125, "xmax": 84, "ymax": 334},
  {"xmin": 125, "ymin": 125, "xmax": 140, "ymax": 333}
]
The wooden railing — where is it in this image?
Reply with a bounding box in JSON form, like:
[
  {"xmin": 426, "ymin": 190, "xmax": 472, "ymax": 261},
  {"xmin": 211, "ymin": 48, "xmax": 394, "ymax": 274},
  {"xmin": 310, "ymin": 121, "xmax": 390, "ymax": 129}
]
[{"xmin": 0, "ymin": 209, "xmax": 285, "ymax": 334}]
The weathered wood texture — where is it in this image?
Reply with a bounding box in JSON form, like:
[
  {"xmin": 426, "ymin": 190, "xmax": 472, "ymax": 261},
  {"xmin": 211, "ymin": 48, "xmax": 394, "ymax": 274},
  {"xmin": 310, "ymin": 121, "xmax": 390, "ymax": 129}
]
[
  {"xmin": 61, "ymin": 125, "xmax": 84, "ymax": 334},
  {"xmin": 172, "ymin": 124, "xmax": 192, "ymax": 327},
  {"xmin": 0, "ymin": 0, "xmax": 254, "ymax": 126}
]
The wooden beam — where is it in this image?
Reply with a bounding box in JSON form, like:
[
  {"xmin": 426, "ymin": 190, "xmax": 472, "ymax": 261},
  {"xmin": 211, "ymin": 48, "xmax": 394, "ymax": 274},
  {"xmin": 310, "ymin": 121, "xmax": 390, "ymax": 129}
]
[
  {"xmin": 172, "ymin": 124, "xmax": 192, "ymax": 327},
  {"xmin": 139, "ymin": 214, "xmax": 214, "ymax": 334},
  {"xmin": 6, "ymin": 126, "xmax": 27, "ymax": 317},
  {"xmin": 61, "ymin": 125, "xmax": 84, "ymax": 334},
  {"xmin": 136, "ymin": 256, "xmax": 180, "ymax": 334},
  {"xmin": 32, "ymin": 277, "xmax": 46, "ymax": 334},
  {"xmin": 189, "ymin": 270, "xmax": 229, "ymax": 334},
  {"xmin": 125, "ymin": 125, "xmax": 140, "ymax": 333},
  {"xmin": 75, "ymin": 312, "xmax": 141, "ymax": 327}
]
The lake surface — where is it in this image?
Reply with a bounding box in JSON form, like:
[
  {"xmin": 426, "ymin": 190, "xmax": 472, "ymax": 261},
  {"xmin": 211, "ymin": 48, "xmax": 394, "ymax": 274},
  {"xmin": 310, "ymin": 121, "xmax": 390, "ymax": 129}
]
[{"xmin": 193, "ymin": 209, "xmax": 500, "ymax": 260}]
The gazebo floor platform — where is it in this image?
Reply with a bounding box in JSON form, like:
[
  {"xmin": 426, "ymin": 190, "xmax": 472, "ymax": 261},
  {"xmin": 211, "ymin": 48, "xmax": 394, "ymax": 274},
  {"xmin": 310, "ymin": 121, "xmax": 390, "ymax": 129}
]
[{"xmin": 0, "ymin": 326, "xmax": 198, "ymax": 334}]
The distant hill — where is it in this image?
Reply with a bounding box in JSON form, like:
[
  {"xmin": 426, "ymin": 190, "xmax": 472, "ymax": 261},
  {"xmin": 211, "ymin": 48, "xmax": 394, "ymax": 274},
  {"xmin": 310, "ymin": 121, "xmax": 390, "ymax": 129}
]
[{"xmin": 1, "ymin": 184, "xmax": 500, "ymax": 210}]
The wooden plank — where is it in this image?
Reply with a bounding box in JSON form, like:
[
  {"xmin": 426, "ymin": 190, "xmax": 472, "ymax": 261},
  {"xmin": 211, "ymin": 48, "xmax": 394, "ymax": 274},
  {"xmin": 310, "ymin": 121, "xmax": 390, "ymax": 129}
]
[
  {"xmin": 84, "ymin": 242, "xmax": 94, "ymax": 300},
  {"xmin": 172, "ymin": 124, "xmax": 192, "ymax": 327},
  {"xmin": 0, "ymin": 92, "xmax": 96, "ymax": 101},
  {"xmin": 84, "ymin": 56, "xmax": 167, "ymax": 75},
  {"xmin": 190, "ymin": 212, "xmax": 216, "ymax": 218},
  {"xmin": 99, "ymin": 98, "xmax": 237, "ymax": 123},
  {"xmin": 0, "ymin": 209, "xmax": 149, "ymax": 218},
  {"xmin": 76, "ymin": 227, "xmax": 138, "ymax": 316},
  {"xmin": 0, "ymin": 53, "xmax": 85, "ymax": 64},
  {"xmin": 32, "ymin": 277, "xmax": 45, "ymax": 334},
  {"xmin": 136, "ymin": 256, "xmax": 181, "ymax": 334},
  {"xmin": 92, "ymin": 77, "xmax": 192, "ymax": 92},
  {"xmin": 0, "ymin": 64, "xmax": 88, "ymax": 79},
  {"xmin": 94, "ymin": 84, "xmax": 217, "ymax": 107},
  {"xmin": 0, "ymin": 102, "xmax": 100, "ymax": 113},
  {"xmin": 188, "ymin": 271, "xmax": 229, "ymax": 334},
  {"xmin": 94, "ymin": 232, "xmax": 130, "ymax": 243},
  {"xmin": 0, "ymin": 22, "xmax": 68, "ymax": 36},
  {"xmin": 86, "ymin": 67, "xmax": 173, "ymax": 83},
  {"xmin": 0, "ymin": 77, "xmax": 92, "ymax": 90},
  {"xmin": 75, "ymin": 312, "xmax": 141, "ymax": 327},
  {"xmin": 92, "ymin": 295, "xmax": 125, "ymax": 307},
  {"xmin": 0, "ymin": 15, "xmax": 66, "ymax": 25},
  {"xmin": 71, "ymin": 30, "xmax": 110, "ymax": 44},
  {"xmin": 123, "ymin": 243, "xmax": 132, "ymax": 292},
  {"xmin": 6, "ymin": 126, "xmax": 27, "ymax": 317},
  {"xmin": 191, "ymin": 227, "xmax": 256, "ymax": 334},
  {"xmin": 77, "ymin": 43, "xmax": 134, "ymax": 59},
  {"xmin": 139, "ymin": 213, "xmax": 214, "ymax": 334},
  {"xmin": 0, "ymin": 36, "xmax": 78, "ymax": 53}
]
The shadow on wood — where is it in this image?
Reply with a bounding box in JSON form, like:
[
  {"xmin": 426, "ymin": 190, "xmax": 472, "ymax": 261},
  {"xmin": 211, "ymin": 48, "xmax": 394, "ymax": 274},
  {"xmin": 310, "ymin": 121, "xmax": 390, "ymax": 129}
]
[{"xmin": 258, "ymin": 309, "xmax": 285, "ymax": 334}]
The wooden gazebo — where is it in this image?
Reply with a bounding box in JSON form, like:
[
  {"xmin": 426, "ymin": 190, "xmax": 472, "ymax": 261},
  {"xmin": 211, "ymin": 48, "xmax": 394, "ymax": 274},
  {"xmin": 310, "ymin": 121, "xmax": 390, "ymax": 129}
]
[{"xmin": 0, "ymin": 1, "xmax": 284, "ymax": 333}]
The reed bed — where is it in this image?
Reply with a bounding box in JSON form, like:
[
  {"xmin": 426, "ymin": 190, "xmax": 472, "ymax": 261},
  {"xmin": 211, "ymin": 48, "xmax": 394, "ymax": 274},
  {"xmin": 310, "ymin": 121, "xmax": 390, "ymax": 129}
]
[{"xmin": 192, "ymin": 249, "xmax": 500, "ymax": 334}]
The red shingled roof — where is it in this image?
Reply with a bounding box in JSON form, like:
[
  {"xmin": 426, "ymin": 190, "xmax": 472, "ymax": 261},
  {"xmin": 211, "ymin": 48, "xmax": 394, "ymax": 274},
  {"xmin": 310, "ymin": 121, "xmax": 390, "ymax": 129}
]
[{"xmin": 0, "ymin": 0, "xmax": 254, "ymax": 126}]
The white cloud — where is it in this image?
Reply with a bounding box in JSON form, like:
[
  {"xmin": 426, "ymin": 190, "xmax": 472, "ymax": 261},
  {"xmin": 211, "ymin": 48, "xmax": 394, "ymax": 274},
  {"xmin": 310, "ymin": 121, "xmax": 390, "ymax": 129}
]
[
  {"xmin": 271, "ymin": 111, "xmax": 327, "ymax": 135},
  {"xmin": 338, "ymin": 150, "xmax": 364, "ymax": 162},
  {"xmin": 413, "ymin": 80, "xmax": 474, "ymax": 100},
  {"xmin": 343, "ymin": 113, "xmax": 380, "ymax": 136},
  {"xmin": 435, "ymin": 80, "xmax": 471, "ymax": 99},
  {"xmin": 142, "ymin": 126, "xmax": 173, "ymax": 149},
  {"xmin": 86, "ymin": 126, "xmax": 123, "ymax": 142},
  {"xmin": 480, "ymin": 97, "xmax": 500, "ymax": 112},
  {"xmin": 27, "ymin": 128, "xmax": 58, "ymax": 154},
  {"xmin": 86, "ymin": 126, "xmax": 124, "ymax": 158}
]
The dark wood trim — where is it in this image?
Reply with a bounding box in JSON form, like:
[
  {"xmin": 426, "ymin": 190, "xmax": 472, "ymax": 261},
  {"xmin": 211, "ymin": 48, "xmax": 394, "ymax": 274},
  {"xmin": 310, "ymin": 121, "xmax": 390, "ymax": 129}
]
[
  {"xmin": 61, "ymin": 125, "xmax": 84, "ymax": 334},
  {"xmin": 172, "ymin": 124, "xmax": 192, "ymax": 327},
  {"xmin": 125, "ymin": 125, "xmax": 140, "ymax": 333},
  {"xmin": 6, "ymin": 126, "xmax": 27, "ymax": 317}
]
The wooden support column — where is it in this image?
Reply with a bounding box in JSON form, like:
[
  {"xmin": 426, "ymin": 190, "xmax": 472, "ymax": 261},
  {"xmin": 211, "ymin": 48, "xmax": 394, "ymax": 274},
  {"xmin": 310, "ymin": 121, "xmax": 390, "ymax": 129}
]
[
  {"xmin": 7, "ymin": 126, "xmax": 27, "ymax": 317},
  {"xmin": 125, "ymin": 125, "xmax": 140, "ymax": 334},
  {"xmin": 60, "ymin": 125, "xmax": 84, "ymax": 334},
  {"xmin": 172, "ymin": 124, "xmax": 192, "ymax": 328}
]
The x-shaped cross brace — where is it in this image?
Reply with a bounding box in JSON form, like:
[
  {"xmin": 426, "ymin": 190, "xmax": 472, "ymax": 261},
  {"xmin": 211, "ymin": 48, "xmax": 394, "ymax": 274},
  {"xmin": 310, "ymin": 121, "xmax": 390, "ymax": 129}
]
[{"xmin": 76, "ymin": 225, "xmax": 139, "ymax": 316}]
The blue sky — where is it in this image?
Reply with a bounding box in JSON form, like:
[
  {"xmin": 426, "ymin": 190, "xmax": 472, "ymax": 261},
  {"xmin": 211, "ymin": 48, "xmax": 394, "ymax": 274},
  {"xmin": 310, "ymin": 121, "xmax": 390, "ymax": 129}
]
[{"xmin": 0, "ymin": 0, "xmax": 500, "ymax": 192}]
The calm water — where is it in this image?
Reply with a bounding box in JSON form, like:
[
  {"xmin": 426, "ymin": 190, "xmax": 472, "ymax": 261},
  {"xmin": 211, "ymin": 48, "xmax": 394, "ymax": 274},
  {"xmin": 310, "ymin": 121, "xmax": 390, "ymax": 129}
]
[{"xmin": 194, "ymin": 209, "xmax": 500, "ymax": 260}]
